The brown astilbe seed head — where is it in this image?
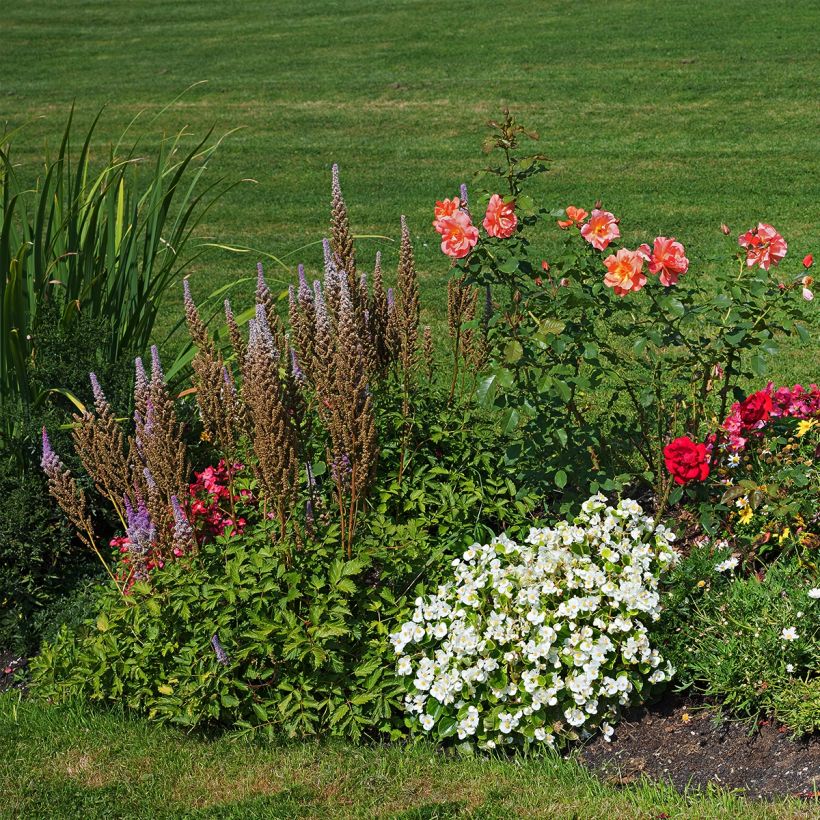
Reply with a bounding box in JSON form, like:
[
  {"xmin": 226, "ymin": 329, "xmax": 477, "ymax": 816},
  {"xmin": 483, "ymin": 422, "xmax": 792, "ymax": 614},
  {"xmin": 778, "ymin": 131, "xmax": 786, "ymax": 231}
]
[
  {"xmin": 242, "ymin": 318, "xmax": 299, "ymax": 531},
  {"xmin": 326, "ymin": 280, "xmax": 378, "ymax": 494},
  {"xmin": 330, "ymin": 163, "xmax": 357, "ymax": 288},
  {"xmin": 224, "ymin": 298, "xmax": 246, "ymax": 365},
  {"xmin": 184, "ymin": 279, "xmax": 237, "ymax": 453},
  {"xmin": 370, "ymin": 251, "xmax": 392, "ymax": 373},
  {"xmin": 42, "ymin": 428, "xmax": 93, "ymax": 546},
  {"xmin": 397, "ymin": 216, "xmax": 420, "ymax": 369},
  {"xmin": 422, "ymin": 325, "xmax": 434, "ymax": 380},
  {"xmin": 72, "ymin": 373, "xmax": 132, "ymax": 518},
  {"xmin": 134, "ymin": 346, "xmax": 188, "ymax": 505}
]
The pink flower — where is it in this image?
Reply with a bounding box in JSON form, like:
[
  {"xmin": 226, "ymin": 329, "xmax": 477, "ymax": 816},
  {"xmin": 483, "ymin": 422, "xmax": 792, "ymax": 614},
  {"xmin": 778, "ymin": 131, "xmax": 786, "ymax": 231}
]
[
  {"xmin": 603, "ymin": 248, "xmax": 646, "ymax": 296},
  {"xmin": 483, "ymin": 194, "xmax": 517, "ymax": 239},
  {"xmin": 438, "ymin": 211, "xmax": 479, "ymax": 259},
  {"xmin": 433, "ymin": 197, "xmax": 461, "ymax": 232},
  {"xmin": 738, "ymin": 223, "xmax": 787, "ymax": 270},
  {"xmin": 581, "ymin": 209, "xmax": 620, "ymax": 251},
  {"xmin": 557, "ymin": 205, "xmax": 588, "ymax": 229},
  {"xmin": 639, "ymin": 236, "xmax": 689, "ymax": 286}
]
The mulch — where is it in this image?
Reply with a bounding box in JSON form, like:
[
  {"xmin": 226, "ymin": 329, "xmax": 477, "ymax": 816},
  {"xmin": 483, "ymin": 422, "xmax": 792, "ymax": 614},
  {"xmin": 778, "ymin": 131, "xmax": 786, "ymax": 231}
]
[{"xmin": 581, "ymin": 694, "xmax": 820, "ymax": 801}]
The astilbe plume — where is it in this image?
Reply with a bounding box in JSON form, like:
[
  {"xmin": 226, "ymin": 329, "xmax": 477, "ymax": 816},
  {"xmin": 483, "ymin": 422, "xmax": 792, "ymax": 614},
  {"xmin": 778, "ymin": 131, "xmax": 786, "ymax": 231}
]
[
  {"xmin": 134, "ymin": 356, "xmax": 149, "ymax": 418},
  {"xmin": 330, "ymin": 163, "xmax": 357, "ymax": 292},
  {"xmin": 312, "ymin": 280, "xmax": 333, "ymax": 394},
  {"xmin": 369, "ymin": 251, "xmax": 392, "ymax": 373},
  {"xmin": 124, "ymin": 495, "xmax": 156, "ymax": 581},
  {"xmin": 224, "ymin": 299, "xmax": 246, "ymax": 364},
  {"xmin": 71, "ymin": 373, "xmax": 131, "ymax": 521},
  {"xmin": 322, "ymin": 238, "xmax": 343, "ymax": 324},
  {"xmin": 184, "ymin": 279, "xmax": 237, "ymax": 453},
  {"xmin": 170, "ymin": 495, "xmax": 197, "ymax": 556},
  {"xmin": 133, "ymin": 346, "xmax": 188, "ymax": 555},
  {"xmin": 241, "ymin": 313, "xmax": 300, "ymax": 535},
  {"xmin": 396, "ymin": 216, "xmax": 420, "ymax": 368},
  {"xmin": 42, "ymin": 428, "xmax": 120, "ymax": 589}
]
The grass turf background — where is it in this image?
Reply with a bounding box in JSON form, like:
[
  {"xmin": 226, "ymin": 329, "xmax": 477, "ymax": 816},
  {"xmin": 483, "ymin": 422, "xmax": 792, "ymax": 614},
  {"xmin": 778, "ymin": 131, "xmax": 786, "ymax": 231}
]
[{"xmin": 1, "ymin": 0, "xmax": 818, "ymax": 379}]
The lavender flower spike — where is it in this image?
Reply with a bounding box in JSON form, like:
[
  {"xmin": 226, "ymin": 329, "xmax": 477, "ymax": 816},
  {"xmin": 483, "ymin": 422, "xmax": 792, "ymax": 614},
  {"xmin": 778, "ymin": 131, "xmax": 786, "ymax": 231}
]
[
  {"xmin": 125, "ymin": 496, "xmax": 155, "ymax": 557},
  {"xmin": 150, "ymin": 345, "xmax": 164, "ymax": 385},
  {"xmin": 171, "ymin": 495, "xmax": 194, "ymax": 552},
  {"xmin": 89, "ymin": 372, "xmax": 107, "ymax": 414},
  {"xmin": 211, "ymin": 633, "xmax": 230, "ymax": 666},
  {"xmin": 460, "ymin": 183, "xmax": 470, "ymax": 214},
  {"xmin": 297, "ymin": 264, "xmax": 311, "ymax": 301},
  {"xmin": 387, "ymin": 287, "xmax": 396, "ymax": 314},
  {"xmin": 41, "ymin": 427, "xmax": 62, "ymax": 476},
  {"xmin": 134, "ymin": 356, "xmax": 149, "ymax": 407},
  {"xmin": 290, "ymin": 347, "xmax": 305, "ymax": 384}
]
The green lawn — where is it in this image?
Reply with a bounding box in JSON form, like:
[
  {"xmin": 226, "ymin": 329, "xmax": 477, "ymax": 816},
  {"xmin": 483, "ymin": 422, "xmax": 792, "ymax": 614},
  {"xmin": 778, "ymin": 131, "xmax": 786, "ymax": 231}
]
[
  {"xmin": 1, "ymin": 694, "xmax": 815, "ymax": 819},
  {"xmin": 1, "ymin": 0, "xmax": 818, "ymax": 380}
]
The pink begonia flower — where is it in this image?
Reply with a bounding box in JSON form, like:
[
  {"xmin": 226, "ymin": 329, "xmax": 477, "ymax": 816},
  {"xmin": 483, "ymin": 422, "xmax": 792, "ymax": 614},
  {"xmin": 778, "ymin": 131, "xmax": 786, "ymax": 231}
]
[
  {"xmin": 483, "ymin": 194, "xmax": 517, "ymax": 239},
  {"xmin": 603, "ymin": 248, "xmax": 646, "ymax": 296},
  {"xmin": 738, "ymin": 223, "xmax": 787, "ymax": 270},
  {"xmin": 581, "ymin": 209, "xmax": 620, "ymax": 251},
  {"xmin": 638, "ymin": 236, "xmax": 689, "ymax": 287},
  {"xmin": 438, "ymin": 211, "xmax": 479, "ymax": 259},
  {"xmin": 433, "ymin": 197, "xmax": 462, "ymax": 232}
]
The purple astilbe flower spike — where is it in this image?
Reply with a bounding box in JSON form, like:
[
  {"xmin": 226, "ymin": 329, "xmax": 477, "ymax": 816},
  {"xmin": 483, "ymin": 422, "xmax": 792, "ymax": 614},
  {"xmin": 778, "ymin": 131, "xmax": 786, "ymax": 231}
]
[
  {"xmin": 305, "ymin": 498, "xmax": 314, "ymax": 526},
  {"xmin": 183, "ymin": 277, "xmax": 194, "ymax": 311},
  {"xmin": 256, "ymin": 261, "xmax": 272, "ymax": 304},
  {"xmin": 170, "ymin": 495, "xmax": 194, "ymax": 553},
  {"xmin": 224, "ymin": 298, "xmax": 235, "ymax": 323},
  {"xmin": 125, "ymin": 496, "xmax": 155, "ymax": 558},
  {"xmin": 297, "ymin": 264, "xmax": 311, "ymax": 301},
  {"xmin": 150, "ymin": 345, "xmax": 164, "ymax": 385},
  {"xmin": 221, "ymin": 366, "xmax": 238, "ymax": 401},
  {"xmin": 211, "ymin": 633, "xmax": 230, "ymax": 666},
  {"xmin": 322, "ymin": 238, "xmax": 334, "ymax": 275},
  {"xmin": 89, "ymin": 373, "xmax": 107, "ymax": 414},
  {"xmin": 387, "ymin": 287, "xmax": 396, "ymax": 314},
  {"xmin": 314, "ymin": 281, "xmax": 330, "ymax": 334},
  {"xmin": 305, "ymin": 462, "xmax": 316, "ymax": 488},
  {"xmin": 41, "ymin": 428, "xmax": 62, "ymax": 477},
  {"xmin": 460, "ymin": 183, "xmax": 469, "ymax": 214},
  {"xmin": 254, "ymin": 303, "xmax": 278, "ymax": 358},
  {"xmin": 143, "ymin": 467, "xmax": 157, "ymax": 492},
  {"xmin": 330, "ymin": 453, "xmax": 352, "ymax": 484},
  {"xmin": 134, "ymin": 357, "xmax": 149, "ymax": 407}
]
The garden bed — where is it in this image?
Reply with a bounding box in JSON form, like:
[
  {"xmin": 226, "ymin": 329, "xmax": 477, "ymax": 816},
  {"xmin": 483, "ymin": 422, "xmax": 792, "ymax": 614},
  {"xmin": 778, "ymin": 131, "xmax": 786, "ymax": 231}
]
[{"xmin": 581, "ymin": 695, "xmax": 820, "ymax": 801}]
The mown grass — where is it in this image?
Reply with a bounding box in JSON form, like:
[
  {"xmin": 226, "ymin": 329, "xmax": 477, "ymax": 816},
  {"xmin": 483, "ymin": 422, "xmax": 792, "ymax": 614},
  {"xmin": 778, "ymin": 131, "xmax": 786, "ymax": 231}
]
[
  {"xmin": 1, "ymin": 0, "xmax": 818, "ymax": 379},
  {"xmin": 2, "ymin": 694, "xmax": 817, "ymax": 819}
]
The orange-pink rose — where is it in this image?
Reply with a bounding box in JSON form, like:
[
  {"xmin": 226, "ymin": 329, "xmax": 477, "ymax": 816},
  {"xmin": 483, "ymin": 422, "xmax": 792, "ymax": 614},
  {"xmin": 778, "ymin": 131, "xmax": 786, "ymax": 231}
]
[
  {"xmin": 557, "ymin": 205, "xmax": 588, "ymax": 229},
  {"xmin": 738, "ymin": 223, "xmax": 787, "ymax": 270},
  {"xmin": 638, "ymin": 236, "xmax": 689, "ymax": 286},
  {"xmin": 483, "ymin": 194, "xmax": 517, "ymax": 239},
  {"xmin": 603, "ymin": 248, "xmax": 646, "ymax": 296},
  {"xmin": 438, "ymin": 211, "xmax": 479, "ymax": 259},
  {"xmin": 580, "ymin": 209, "xmax": 620, "ymax": 251},
  {"xmin": 433, "ymin": 197, "xmax": 462, "ymax": 232}
]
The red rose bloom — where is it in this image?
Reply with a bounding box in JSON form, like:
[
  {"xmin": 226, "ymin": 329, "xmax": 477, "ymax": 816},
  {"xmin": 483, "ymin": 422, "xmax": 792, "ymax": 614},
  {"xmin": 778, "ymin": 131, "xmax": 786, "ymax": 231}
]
[
  {"xmin": 738, "ymin": 390, "xmax": 773, "ymax": 428},
  {"xmin": 663, "ymin": 436, "xmax": 710, "ymax": 485}
]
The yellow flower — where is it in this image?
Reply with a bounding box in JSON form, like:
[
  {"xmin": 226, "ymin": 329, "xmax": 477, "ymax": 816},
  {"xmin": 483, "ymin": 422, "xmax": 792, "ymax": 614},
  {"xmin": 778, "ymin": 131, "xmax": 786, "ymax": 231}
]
[
  {"xmin": 797, "ymin": 418, "xmax": 818, "ymax": 438},
  {"xmin": 779, "ymin": 528, "xmax": 791, "ymax": 544},
  {"xmin": 697, "ymin": 580, "xmax": 706, "ymax": 588},
  {"xmin": 738, "ymin": 504, "xmax": 754, "ymax": 525},
  {"xmin": 200, "ymin": 429, "xmax": 212, "ymax": 442}
]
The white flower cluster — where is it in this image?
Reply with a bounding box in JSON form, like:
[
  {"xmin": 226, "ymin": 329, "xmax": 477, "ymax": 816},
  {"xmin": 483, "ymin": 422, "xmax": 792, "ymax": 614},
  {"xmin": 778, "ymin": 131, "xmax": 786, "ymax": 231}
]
[{"xmin": 391, "ymin": 495, "xmax": 679, "ymax": 749}]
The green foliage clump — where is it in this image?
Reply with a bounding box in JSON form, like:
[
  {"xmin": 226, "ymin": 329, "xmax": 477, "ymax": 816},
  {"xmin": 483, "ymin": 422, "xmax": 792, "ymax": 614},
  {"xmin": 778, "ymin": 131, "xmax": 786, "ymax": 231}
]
[{"xmin": 654, "ymin": 547, "xmax": 820, "ymax": 735}]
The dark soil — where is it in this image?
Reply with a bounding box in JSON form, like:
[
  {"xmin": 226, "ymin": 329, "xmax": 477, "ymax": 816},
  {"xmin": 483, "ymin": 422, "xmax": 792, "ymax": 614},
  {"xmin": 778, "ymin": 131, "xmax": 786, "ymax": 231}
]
[
  {"xmin": 0, "ymin": 650, "xmax": 26, "ymax": 694},
  {"xmin": 581, "ymin": 695, "xmax": 820, "ymax": 801}
]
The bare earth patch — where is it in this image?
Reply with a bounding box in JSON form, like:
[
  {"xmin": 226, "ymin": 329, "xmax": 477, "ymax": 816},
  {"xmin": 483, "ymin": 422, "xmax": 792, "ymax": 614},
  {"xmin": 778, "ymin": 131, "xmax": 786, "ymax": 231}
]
[{"xmin": 581, "ymin": 695, "xmax": 820, "ymax": 801}]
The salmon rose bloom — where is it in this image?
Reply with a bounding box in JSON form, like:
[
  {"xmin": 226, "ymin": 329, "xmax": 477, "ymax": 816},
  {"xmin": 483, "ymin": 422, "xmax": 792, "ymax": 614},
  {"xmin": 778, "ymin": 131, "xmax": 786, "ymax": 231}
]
[
  {"xmin": 603, "ymin": 248, "xmax": 646, "ymax": 296},
  {"xmin": 557, "ymin": 205, "xmax": 588, "ymax": 229},
  {"xmin": 738, "ymin": 223, "xmax": 787, "ymax": 270},
  {"xmin": 438, "ymin": 211, "xmax": 479, "ymax": 259},
  {"xmin": 638, "ymin": 236, "xmax": 689, "ymax": 287},
  {"xmin": 483, "ymin": 194, "xmax": 517, "ymax": 239},
  {"xmin": 433, "ymin": 197, "xmax": 462, "ymax": 232},
  {"xmin": 580, "ymin": 209, "xmax": 620, "ymax": 251}
]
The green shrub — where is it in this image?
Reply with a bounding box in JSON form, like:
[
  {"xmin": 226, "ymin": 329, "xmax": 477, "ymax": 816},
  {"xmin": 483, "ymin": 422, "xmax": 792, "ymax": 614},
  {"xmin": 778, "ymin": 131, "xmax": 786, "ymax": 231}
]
[{"xmin": 654, "ymin": 547, "xmax": 820, "ymax": 735}]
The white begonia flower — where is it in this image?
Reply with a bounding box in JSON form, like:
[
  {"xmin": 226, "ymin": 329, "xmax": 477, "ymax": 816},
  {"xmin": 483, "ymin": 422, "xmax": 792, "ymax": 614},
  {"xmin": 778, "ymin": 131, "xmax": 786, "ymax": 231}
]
[
  {"xmin": 397, "ymin": 657, "xmax": 413, "ymax": 676},
  {"xmin": 419, "ymin": 714, "xmax": 435, "ymax": 731},
  {"xmin": 781, "ymin": 627, "xmax": 799, "ymax": 642}
]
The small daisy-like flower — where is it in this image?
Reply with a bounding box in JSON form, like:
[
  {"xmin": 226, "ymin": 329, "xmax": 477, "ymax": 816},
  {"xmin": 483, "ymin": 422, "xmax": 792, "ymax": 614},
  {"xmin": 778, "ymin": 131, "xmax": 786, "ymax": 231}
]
[
  {"xmin": 727, "ymin": 453, "xmax": 741, "ymax": 468},
  {"xmin": 786, "ymin": 663, "xmax": 795, "ymax": 673},
  {"xmin": 797, "ymin": 418, "xmax": 818, "ymax": 437},
  {"xmin": 715, "ymin": 556, "xmax": 739, "ymax": 573},
  {"xmin": 781, "ymin": 627, "xmax": 799, "ymax": 642},
  {"xmin": 808, "ymin": 588, "xmax": 820, "ymax": 599}
]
